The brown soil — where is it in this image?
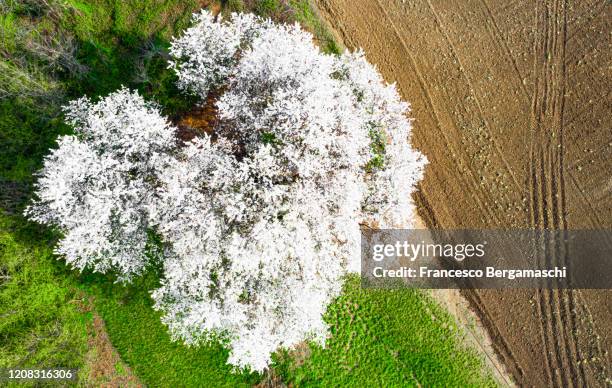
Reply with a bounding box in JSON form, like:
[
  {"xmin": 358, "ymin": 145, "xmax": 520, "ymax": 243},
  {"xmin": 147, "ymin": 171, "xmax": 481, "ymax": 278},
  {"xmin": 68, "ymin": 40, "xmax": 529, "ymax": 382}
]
[
  {"xmin": 76, "ymin": 298, "xmax": 142, "ymax": 387},
  {"xmin": 174, "ymin": 89, "xmax": 221, "ymax": 142},
  {"xmin": 314, "ymin": 0, "xmax": 611, "ymax": 386}
]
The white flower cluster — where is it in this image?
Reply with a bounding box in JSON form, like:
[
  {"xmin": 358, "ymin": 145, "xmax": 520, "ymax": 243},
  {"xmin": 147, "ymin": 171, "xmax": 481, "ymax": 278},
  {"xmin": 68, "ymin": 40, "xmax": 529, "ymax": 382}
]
[
  {"xmin": 27, "ymin": 11, "xmax": 426, "ymax": 372},
  {"xmin": 26, "ymin": 89, "xmax": 176, "ymax": 281},
  {"xmin": 168, "ymin": 11, "xmax": 269, "ymax": 99}
]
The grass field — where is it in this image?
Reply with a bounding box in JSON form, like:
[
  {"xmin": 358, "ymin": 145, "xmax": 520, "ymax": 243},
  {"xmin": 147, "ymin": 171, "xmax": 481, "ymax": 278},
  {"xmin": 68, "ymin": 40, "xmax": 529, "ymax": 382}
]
[
  {"xmin": 0, "ymin": 1, "xmax": 495, "ymax": 386},
  {"xmin": 0, "ymin": 215, "xmax": 89, "ymax": 378}
]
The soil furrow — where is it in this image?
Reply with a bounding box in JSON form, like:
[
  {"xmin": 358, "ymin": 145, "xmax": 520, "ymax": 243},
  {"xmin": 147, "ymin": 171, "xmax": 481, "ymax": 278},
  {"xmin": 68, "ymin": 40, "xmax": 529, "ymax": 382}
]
[
  {"xmin": 373, "ymin": 0, "xmax": 507, "ymax": 226},
  {"xmin": 461, "ymin": 289, "xmax": 524, "ymax": 379},
  {"xmin": 425, "ymin": 0, "xmax": 524, "ymax": 196},
  {"xmin": 480, "ymin": 0, "xmax": 531, "ymax": 100}
]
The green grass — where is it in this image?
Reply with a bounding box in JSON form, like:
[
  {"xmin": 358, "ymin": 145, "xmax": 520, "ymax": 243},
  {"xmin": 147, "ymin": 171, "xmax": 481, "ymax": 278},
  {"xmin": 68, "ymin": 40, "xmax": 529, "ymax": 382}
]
[
  {"xmin": 77, "ymin": 269, "xmax": 260, "ymax": 387},
  {"xmin": 0, "ymin": 0, "xmax": 200, "ymax": 192},
  {"xmin": 0, "ymin": 218, "xmax": 495, "ymax": 386},
  {"xmin": 223, "ymin": 0, "xmax": 340, "ymax": 54},
  {"xmin": 72, "ymin": 271, "xmax": 495, "ymax": 387},
  {"xmin": 0, "ymin": 1, "xmax": 496, "ymax": 386},
  {"xmin": 275, "ymin": 277, "xmax": 495, "ymax": 386},
  {"xmin": 289, "ymin": 0, "xmax": 340, "ymax": 54},
  {"xmin": 0, "ymin": 215, "xmax": 90, "ymax": 376}
]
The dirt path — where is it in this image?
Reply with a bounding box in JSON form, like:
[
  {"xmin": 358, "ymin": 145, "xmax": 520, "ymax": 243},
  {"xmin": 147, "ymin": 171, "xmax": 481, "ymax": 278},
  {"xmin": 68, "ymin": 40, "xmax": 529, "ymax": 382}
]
[
  {"xmin": 314, "ymin": 0, "xmax": 611, "ymax": 385},
  {"xmin": 77, "ymin": 298, "xmax": 142, "ymax": 386}
]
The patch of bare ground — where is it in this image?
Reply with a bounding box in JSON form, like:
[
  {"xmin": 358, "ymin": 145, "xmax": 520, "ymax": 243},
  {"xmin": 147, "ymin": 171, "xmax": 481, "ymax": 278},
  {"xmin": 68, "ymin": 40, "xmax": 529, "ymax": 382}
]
[
  {"xmin": 429, "ymin": 288, "xmax": 515, "ymax": 386},
  {"xmin": 174, "ymin": 89, "xmax": 221, "ymax": 143},
  {"xmin": 314, "ymin": 0, "xmax": 611, "ymax": 386},
  {"xmin": 409, "ymin": 216, "xmax": 515, "ymax": 386},
  {"xmin": 254, "ymin": 342, "xmax": 311, "ymax": 388},
  {"xmin": 76, "ymin": 298, "xmax": 142, "ymax": 387}
]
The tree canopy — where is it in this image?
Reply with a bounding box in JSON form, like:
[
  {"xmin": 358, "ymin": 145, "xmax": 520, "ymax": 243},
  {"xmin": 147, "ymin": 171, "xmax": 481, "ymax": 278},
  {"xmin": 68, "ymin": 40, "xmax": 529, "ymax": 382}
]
[{"xmin": 27, "ymin": 11, "xmax": 426, "ymax": 371}]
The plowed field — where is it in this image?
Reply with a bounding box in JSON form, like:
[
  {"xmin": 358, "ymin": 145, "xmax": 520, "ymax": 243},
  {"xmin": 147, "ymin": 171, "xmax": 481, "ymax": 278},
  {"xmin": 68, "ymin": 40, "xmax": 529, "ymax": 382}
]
[{"xmin": 315, "ymin": 0, "xmax": 611, "ymax": 385}]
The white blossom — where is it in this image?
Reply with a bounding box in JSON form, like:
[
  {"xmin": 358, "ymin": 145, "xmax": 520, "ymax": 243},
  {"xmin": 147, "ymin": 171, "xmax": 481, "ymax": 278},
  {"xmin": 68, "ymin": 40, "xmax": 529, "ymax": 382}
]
[
  {"xmin": 25, "ymin": 88, "xmax": 177, "ymax": 280},
  {"xmin": 168, "ymin": 11, "xmax": 269, "ymax": 99},
  {"xmin": 28, "ymin": 11, "xmax": 426, "ymax": 373},
  {"xmin": 155, "ymin": 13, "xmax": 426, "ymax": 370}
]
